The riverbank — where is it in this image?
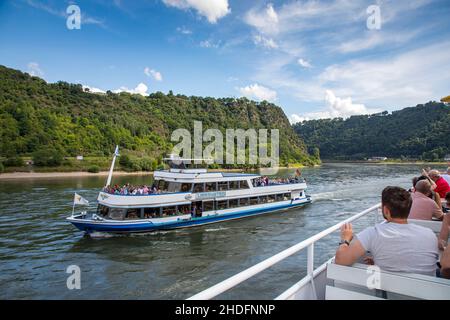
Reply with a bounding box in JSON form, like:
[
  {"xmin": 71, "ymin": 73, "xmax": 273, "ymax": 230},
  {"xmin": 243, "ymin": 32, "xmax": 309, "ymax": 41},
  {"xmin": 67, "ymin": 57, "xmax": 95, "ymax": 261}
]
[
  {"xmin": 323, "ymin": 160, "xmax": 449, "ymax": 165},
  {"xmin": 0, "ymin": 166, "xmax": 311, "ymax": 180},
  {"xmin": 0, "ymin": 171, "xmax": 154, "ymax": 180}
]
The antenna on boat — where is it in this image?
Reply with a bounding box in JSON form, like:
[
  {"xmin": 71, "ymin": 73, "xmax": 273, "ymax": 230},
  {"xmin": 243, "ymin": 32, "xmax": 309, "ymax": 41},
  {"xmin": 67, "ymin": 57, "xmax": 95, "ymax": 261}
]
[{"xmin": 105, "ymin": 145, "xmax": 119, "ymax": 187}]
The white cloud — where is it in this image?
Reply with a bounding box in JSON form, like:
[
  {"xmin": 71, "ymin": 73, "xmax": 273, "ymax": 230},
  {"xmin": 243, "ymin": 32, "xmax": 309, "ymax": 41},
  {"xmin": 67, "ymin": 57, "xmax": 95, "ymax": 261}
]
[
  {"xmin": 26, "ymin": 0, "xmax": 106, "ymax": 28},
  {"xmin": 253, "ymin": 39, "xmax": 450, "ymax": 110},
  {"xmin": 199, "ymin": 39, "xmax": 220, "ymax": 48},
  {"xmin": 317, "ymin": 41, "xmax": 450, "ymax": 104},
  {"xmin": 245, "ymin": 3, "xmax": 279, "ymax": 35},
  {"xmin": 290, "ymin": 90, "xmax": 380, "ymax": 123},
  {"xmin": 176, "ymin": 26, "xmax": 192, "ymax": 34},
  {"xmin": 253, "ymin": 35, "xmax": 278, "ymax": 49},
  {"xmin": 289, "ymin": 114, "xmax": 308, "ymax": 124},
  {"xmin": 144, "ymin": 67, "xmax": 163, "ymax": 81},
  {"xmin": 337, "ymin": 30, "xmax": 420, "ymax": 53},
  {"xmin": 298, "ymin": 58, "xmax": 312, "ymax": 68},
  {"xmin": 27, "ymin": 62, "xmax": 44, "ymax": 77},
  {"xmin": 114, "ymin": 83, "xmax": 149, "ymax": 96},
  {"xmin": 163, "ymin": 0, "xmax": 230, "ymax": 23},
  {"xmin": 82, "ymin": 85, "xmax": 106, "ymax": 94},
  {"xmin": 238, "ymin": 84, "xmax": 277, "ymax": 102}
]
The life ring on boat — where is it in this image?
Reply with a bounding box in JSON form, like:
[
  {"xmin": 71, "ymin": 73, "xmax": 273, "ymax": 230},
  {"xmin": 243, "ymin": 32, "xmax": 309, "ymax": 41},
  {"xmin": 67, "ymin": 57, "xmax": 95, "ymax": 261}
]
[{"xmin": 92, "ymin": 214, "xmax": 104, "ymax": 221}]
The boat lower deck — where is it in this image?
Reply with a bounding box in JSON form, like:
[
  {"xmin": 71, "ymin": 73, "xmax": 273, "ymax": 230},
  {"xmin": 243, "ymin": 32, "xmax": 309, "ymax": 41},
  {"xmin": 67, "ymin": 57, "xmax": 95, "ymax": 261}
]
[{"xmin": 68, "ymin": 198, "xmax": 311, "ymax": 234}]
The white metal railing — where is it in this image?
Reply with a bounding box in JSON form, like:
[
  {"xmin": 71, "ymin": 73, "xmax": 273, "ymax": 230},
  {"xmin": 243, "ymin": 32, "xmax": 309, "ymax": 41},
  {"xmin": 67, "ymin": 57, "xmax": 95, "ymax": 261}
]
[{"xmin": 188, "ymin": 202, "xmax": 381, "ymax": 300}]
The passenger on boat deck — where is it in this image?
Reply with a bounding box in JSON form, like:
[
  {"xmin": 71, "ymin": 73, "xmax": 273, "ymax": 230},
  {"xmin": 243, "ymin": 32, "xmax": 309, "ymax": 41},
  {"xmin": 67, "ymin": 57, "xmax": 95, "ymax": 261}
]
[
  {"xmin": 253, "ymin": 176, "xmax": 300, "ymax": 187},
  {"xmin": 335, "ymin": 186, "xmax": 439, "ymax": 276},
  {"xmin": 444, "ymin": 192, "xmax": 450, "ymax": 213},
  {"xmin": 409, "ymin": 180, "xmax": 444, "ymax": 221},
  {"xmin": 103, "ymin": 183, "xmax": 160, "ymax": 195},
  {"xmin": 427, "ymin": 170, "xmax": 450, "ymax": 198}
]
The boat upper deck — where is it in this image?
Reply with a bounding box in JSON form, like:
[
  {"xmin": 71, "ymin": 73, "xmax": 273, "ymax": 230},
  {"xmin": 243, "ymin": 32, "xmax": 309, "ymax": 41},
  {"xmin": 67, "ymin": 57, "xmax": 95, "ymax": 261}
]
[{"xmin": 154, "ymin": 169, "xmax": 260, "ymax": 182}]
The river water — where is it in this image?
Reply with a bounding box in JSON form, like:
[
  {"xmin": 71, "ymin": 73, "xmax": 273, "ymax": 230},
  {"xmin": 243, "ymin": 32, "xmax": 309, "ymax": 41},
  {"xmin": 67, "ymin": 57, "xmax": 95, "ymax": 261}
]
[{"xmin": 0, "ymin": 163, "xmax": 446, "ymax": 299}]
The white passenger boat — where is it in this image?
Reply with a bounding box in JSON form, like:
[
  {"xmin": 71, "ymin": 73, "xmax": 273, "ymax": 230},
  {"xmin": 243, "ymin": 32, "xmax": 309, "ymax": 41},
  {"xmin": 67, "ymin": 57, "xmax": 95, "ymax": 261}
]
[
  {"xmin": 188, "ymin": 204, "xmax": 450, "ymax": 300},
  {"xmin": 67, "ymin": 150, "xmax": 311, "ymax": 234}
]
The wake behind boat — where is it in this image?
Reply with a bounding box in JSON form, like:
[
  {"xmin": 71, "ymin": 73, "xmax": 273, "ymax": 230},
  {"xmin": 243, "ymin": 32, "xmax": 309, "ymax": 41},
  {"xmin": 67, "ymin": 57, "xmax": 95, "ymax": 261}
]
[{"xmin": 67, "ymin": 148, "xmax": 311, "ymax": 234}]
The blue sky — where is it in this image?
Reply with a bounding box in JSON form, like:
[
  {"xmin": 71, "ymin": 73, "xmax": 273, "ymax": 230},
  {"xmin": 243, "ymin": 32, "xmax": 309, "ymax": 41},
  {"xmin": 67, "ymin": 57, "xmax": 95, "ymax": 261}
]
[{"xmin": 1, "ymin": 0, "xmax": 450, "ymax": 122}]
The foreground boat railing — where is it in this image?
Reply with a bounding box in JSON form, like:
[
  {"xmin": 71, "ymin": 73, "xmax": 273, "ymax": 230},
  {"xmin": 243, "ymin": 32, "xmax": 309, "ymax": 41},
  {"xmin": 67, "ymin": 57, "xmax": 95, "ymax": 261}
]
[{"xmin": 188, "ymin": 203, "xmax": 381, "ymax": 300}]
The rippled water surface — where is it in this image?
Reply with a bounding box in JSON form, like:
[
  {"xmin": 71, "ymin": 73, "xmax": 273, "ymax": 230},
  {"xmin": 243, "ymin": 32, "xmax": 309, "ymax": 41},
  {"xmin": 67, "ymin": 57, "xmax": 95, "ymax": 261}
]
[{"xmin": 0, "ymin": 163, "xmax": 445, "ymax": 299}]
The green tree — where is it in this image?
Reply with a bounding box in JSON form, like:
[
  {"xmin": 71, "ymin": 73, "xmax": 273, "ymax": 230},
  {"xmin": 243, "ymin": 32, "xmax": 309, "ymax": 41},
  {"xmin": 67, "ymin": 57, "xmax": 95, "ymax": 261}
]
[
  {"xmin": 4, "ymin": 156, "xmax": 24, "ymax": 167},
  {"xmin": 32, "ymin": 148, "xmax": 63, "ymax": 166}
]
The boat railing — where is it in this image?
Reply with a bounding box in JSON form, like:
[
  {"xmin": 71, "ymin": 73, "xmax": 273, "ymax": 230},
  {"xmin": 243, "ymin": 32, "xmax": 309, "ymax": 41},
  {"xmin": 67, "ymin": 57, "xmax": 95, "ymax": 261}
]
[
  {"xmin": 101, "ymin": 189, "xmax": 189, "ymax": 196},
  {"xmin": 252, "ymin": 178, "xmax": 306, "ymax": 187},
  {"xmin": 187, "ymin": 202, "xmax": 381, "ymax": 300}
]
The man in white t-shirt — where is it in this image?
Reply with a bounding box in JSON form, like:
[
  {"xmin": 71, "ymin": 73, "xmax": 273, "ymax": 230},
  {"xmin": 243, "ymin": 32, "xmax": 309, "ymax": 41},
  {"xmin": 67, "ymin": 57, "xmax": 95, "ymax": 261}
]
[
  {"xmin": 442, "ymin": 167, "xmax": 450, "ymax": 185},
  {"xmin": 335, "ymin": 186, "xmax": 439, "ymax": 276}
]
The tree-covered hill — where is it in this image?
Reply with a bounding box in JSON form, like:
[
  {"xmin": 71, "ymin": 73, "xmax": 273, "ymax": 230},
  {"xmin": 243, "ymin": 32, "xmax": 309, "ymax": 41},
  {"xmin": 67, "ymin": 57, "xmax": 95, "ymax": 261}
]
[
  {"xmin": 0, "ymin": 65, "xmax": 318, "ymax": 169},
  {"xmin": 293, "ymin": 102, "xmax": 450, "ymax": 161}
]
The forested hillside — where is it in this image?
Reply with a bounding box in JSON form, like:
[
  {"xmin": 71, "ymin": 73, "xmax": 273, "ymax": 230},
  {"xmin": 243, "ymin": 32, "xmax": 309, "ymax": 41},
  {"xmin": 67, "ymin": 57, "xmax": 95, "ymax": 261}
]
[
  {"xmin": 293, "ymin": 102, "xmax": 450, "ymax": 160},
  {"xmin": 0, "ymin": 65, "xmax": 318, "ymax": 170}
]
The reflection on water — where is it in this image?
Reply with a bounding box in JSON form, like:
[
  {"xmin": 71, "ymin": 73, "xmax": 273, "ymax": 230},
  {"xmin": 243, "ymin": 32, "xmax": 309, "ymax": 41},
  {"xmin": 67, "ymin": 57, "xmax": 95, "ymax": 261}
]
[{"xmin": 0, "ymin": 163, "xmax": 445, "ymax": 299}]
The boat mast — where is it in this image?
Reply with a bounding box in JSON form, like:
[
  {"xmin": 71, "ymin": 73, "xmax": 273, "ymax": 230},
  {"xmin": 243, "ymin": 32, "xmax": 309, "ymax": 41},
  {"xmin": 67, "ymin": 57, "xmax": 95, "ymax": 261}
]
[{"xmin": 105, "ymin": 145, "xmax": 119, "ymax": 187}]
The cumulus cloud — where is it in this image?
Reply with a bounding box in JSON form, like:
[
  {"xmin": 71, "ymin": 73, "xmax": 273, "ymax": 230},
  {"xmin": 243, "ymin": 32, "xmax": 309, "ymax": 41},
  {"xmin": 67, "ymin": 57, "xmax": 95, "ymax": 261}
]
[
  {"xmin": 27, "ymin": 62, "xmax": 44, "ymax": 77},
  {"xmin": 163, "ymin": 0, "xmax": 230, "ymax": 23},
  {"xmin": 238, "ymin": 84, "xmax": 277, "ymax": 102},
  {"xmin": 114, "ymin": 83, "xmax": 149, "ymax": 96},
  {"xmin": 82, "ymin": 85, "xmax": 106, "ymax": 94},
  {"xmin": 289, "ymin": 90, "xmax": 380, "ymax": 124},
  {"xmin": 298, "ymin": 58, "xmax": 312, "ymax": 68},
  {"xmin": 144, "ymin": 67, "xmax": 163, "ymax": 81},
  {"xmin": 253, "ymin": 35, "xmax": 278, "ymax": 49}
]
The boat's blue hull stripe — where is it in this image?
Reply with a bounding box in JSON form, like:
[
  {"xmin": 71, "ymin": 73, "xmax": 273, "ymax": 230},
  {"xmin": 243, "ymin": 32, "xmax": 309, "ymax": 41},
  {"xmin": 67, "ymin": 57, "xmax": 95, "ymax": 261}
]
[{"xmin": 69, "ymin": 200, "xmax": 311, "ymax": 233}]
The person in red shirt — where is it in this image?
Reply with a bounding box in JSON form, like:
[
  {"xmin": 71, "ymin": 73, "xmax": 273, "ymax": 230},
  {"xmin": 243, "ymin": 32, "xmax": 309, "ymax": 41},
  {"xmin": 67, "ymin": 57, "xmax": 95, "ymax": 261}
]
[{"xmin": 429, "ymin": 170, "xmax": 450, "ymax": 198}]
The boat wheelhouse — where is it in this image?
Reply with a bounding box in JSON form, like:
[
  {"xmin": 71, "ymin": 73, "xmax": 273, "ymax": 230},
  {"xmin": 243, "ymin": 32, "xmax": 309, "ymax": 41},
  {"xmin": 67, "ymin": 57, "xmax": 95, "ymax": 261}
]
[{"xmin": 67, "ymin": 152, "xmax": 311, "ymax": 234}]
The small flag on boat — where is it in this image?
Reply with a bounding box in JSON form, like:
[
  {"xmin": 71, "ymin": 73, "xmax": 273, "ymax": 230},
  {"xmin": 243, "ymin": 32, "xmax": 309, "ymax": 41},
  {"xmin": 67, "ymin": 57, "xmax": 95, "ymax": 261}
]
[{"xmin": 74, "ymin": 193, "xmax": 89, "ymax": 206}]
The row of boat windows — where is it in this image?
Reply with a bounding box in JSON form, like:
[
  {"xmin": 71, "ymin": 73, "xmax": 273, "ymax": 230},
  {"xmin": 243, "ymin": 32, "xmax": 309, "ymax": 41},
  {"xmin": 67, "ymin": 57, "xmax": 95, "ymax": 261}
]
[
  {"xmin": 97, "ymin": 192, "xmax": 292, "ymax": 220},
  {"xmin": 156, "ymin": 179, "xmax": 250, "ymax": 193}
]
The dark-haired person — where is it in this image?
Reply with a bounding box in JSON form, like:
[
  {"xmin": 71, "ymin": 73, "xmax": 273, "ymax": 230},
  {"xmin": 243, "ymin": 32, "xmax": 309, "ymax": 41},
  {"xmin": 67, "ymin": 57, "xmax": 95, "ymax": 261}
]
[
  {"xmin": 335, "ymin": 186, "xmax": 439, "ymax": 276},
  {"xmin": 444, "ymin": 192, "xmax": 450, "ymax": 213},
  {"xmin": 409, "ymin": 180, "xmax": 444, "ymax": 220}
]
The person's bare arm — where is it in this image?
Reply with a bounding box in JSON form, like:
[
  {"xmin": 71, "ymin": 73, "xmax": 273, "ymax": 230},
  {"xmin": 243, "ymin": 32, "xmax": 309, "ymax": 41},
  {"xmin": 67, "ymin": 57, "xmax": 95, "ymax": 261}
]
[
  {"xmin": 439, "ymin": 214, "xmax": 450, "ymax": 250},
  {"xmin": 441, "ymin": 245, "xmax": 450, "ymax": 279},
  {"xmin": 432, "ymin": 193, "xmax": 444, "ymax": 220},
  {"xmin": 335, "ymin": 223, "xmax": 366, "ymax": 266},
  {"xmin": 422, "ymin": 169, "xmax": 437, "ymax": 189}
]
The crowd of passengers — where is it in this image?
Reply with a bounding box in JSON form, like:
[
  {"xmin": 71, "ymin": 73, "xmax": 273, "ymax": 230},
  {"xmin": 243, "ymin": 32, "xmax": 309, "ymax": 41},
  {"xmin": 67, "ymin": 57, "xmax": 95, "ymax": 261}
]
[
  {"xmin": 103, "ymin": 174, "xmax": 305, "ymax": 195},
  {"xmin": 335, "ymin": 167, "xmax": 450, "ymax": 279},
  {"xmin": 103, "ymin": 183, "xmax": 159, "ymax": 195},
  {"xmin": 252, "ymin": 175, "xmax": 304, "ymax": 187}
]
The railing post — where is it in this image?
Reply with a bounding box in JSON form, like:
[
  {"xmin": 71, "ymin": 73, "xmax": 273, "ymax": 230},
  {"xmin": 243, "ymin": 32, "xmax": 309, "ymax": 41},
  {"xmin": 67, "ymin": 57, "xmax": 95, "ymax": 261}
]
[
  {"xmin": 307, "ymin": 244, "xmax": 314, "ymax": 275},
  {"xmin": 307, "ymin": 243, "xmax": 317, "ymax": 299}
]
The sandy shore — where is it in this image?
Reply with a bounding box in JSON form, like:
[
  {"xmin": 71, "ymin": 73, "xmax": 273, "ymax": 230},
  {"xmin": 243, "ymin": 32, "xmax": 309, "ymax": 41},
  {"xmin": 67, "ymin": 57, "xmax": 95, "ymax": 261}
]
[{"xmin": 0, "ymin": 171, "xmax": 153, "ymax": 180}]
